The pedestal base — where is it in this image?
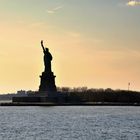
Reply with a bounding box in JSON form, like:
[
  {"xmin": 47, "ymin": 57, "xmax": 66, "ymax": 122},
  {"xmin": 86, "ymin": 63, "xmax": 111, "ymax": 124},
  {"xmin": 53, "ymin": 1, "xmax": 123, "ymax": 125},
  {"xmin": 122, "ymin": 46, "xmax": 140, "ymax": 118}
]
[{"xmin": 39, "ymin": 71, "xmax": 57, "ymax": 96}]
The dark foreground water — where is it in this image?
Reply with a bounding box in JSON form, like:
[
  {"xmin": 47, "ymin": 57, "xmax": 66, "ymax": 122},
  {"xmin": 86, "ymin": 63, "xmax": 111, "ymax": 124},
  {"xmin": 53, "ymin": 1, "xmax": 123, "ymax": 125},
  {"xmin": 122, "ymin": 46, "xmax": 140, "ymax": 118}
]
[{"xmin": 0, "ymin": 106, "xmax": 140, "ymax": 140}]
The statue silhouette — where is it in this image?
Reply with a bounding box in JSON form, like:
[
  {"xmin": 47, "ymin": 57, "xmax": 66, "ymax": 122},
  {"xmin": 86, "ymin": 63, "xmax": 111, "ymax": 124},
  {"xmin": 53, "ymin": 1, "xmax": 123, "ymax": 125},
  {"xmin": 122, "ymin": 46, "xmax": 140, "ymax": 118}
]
[
  {"xmin": 39, "ymin": 40, "xmax": 57, "ymax": 93},
  {"xmin": 41, "ymin": 40, "xmax": 52, "ymax": 73}
]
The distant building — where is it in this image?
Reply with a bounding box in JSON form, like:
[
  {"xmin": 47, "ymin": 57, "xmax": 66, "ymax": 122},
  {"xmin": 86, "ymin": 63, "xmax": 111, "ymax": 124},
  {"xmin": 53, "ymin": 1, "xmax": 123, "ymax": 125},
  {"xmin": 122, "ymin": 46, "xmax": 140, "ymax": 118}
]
[{"xmin": 16, "ymin": 90, "xmax": 27, "ymax": 97}]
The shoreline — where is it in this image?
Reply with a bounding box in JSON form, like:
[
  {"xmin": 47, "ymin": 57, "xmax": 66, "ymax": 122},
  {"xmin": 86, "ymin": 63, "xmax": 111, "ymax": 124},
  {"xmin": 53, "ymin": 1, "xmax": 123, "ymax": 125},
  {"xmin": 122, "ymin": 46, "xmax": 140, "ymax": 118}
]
[{"xmin": 0, "ymin": 102, "xmax": 140, "ymax": 106}]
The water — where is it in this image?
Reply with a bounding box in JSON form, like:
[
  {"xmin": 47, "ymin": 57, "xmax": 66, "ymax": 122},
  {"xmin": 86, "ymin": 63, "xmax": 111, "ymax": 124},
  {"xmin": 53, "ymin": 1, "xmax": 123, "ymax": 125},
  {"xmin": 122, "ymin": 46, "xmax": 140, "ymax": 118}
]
[{"xmin": 0, "ymin": 106, "xmax": 140, "ymax": 140}]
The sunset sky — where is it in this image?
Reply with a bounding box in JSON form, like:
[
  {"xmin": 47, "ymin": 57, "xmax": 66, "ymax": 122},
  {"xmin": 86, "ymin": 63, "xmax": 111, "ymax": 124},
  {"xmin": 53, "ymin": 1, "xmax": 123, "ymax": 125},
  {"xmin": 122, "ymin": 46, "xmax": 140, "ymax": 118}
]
[{"xmin": 0, "ymin": 0, "xmax": 140, "ymax": 93}]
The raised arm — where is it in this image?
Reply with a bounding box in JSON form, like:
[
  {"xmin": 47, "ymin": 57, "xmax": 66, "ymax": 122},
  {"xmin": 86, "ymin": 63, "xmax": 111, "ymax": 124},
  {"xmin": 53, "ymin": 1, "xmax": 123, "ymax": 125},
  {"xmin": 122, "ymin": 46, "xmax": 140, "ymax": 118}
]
[{"xmin": 41, "ymin": 40, "xmax": 45, "ymax": 52}]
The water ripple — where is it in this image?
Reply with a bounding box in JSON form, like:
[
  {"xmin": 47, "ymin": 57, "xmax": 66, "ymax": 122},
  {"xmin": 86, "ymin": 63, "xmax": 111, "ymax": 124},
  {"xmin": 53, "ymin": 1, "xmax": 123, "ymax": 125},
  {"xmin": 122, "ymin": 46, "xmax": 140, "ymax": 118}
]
[{"xmin": 0, "ymin": 106, "xmax": 140, "ymax": 140}]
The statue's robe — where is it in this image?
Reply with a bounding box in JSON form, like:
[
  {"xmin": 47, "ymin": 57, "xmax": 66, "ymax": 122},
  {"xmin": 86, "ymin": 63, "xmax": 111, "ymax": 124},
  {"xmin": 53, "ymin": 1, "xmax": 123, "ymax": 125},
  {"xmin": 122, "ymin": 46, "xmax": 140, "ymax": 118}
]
[{"xmin": 44, "ymin": 51, "xmax": 52, "ymax": 73}]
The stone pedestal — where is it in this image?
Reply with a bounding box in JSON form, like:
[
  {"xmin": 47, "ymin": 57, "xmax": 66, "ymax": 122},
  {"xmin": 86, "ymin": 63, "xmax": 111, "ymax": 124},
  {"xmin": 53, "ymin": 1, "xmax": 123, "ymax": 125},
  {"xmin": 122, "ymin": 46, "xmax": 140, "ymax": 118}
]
[{"xmin": 39, "ymin": 71, "xmax": 57, "ymax": 96}]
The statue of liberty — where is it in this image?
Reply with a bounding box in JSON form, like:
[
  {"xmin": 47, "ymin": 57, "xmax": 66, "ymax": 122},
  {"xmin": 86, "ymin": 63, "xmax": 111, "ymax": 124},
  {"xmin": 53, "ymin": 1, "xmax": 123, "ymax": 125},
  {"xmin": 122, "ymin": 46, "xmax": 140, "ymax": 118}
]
[
  {"xmin": 41, "ymin": 40, "xmax": 52, "ymax": 73},
  {"xmin": 39, "ymin": 40, "xmax": 57, "ymax": 93}
]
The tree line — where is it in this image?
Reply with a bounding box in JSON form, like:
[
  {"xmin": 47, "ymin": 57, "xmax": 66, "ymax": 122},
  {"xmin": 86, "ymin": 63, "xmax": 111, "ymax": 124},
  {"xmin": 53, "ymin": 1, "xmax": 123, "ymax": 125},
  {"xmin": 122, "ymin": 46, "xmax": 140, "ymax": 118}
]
[{"xmin": 57, "ymin": 87, "xmax": 140, "ymax": 103}]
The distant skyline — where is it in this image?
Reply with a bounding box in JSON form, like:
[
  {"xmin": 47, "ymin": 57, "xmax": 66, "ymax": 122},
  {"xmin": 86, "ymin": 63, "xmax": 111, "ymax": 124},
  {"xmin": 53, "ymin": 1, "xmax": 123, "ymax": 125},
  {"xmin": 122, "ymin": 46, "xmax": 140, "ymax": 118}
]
[{"xmin": 0, "ymin": 0, "xmax": 140, "ymax": 93}]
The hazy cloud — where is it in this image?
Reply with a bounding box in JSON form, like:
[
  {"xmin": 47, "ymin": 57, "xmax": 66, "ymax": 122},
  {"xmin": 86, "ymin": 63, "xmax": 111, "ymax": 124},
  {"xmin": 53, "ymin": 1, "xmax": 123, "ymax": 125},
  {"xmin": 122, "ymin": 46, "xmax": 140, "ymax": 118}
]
[
  {"xmin": 126, "ymin": 0, "xmax": 140, "ymax": 6},
  {"xmin": 47, "ymin": 5, "xmax": 63, "ymax": 14},
  {"xmin": 67, "ymin": 31, "xmax": 81, "ymax": 38}
]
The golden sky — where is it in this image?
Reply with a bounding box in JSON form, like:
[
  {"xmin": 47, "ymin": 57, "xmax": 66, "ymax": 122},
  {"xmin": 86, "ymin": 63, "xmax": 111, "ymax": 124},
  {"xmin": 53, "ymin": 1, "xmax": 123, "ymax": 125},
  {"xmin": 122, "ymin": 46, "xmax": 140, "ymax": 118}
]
[{"xmin": 0, "ymin": 0, "xmax": 140, "ymax": 93}]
